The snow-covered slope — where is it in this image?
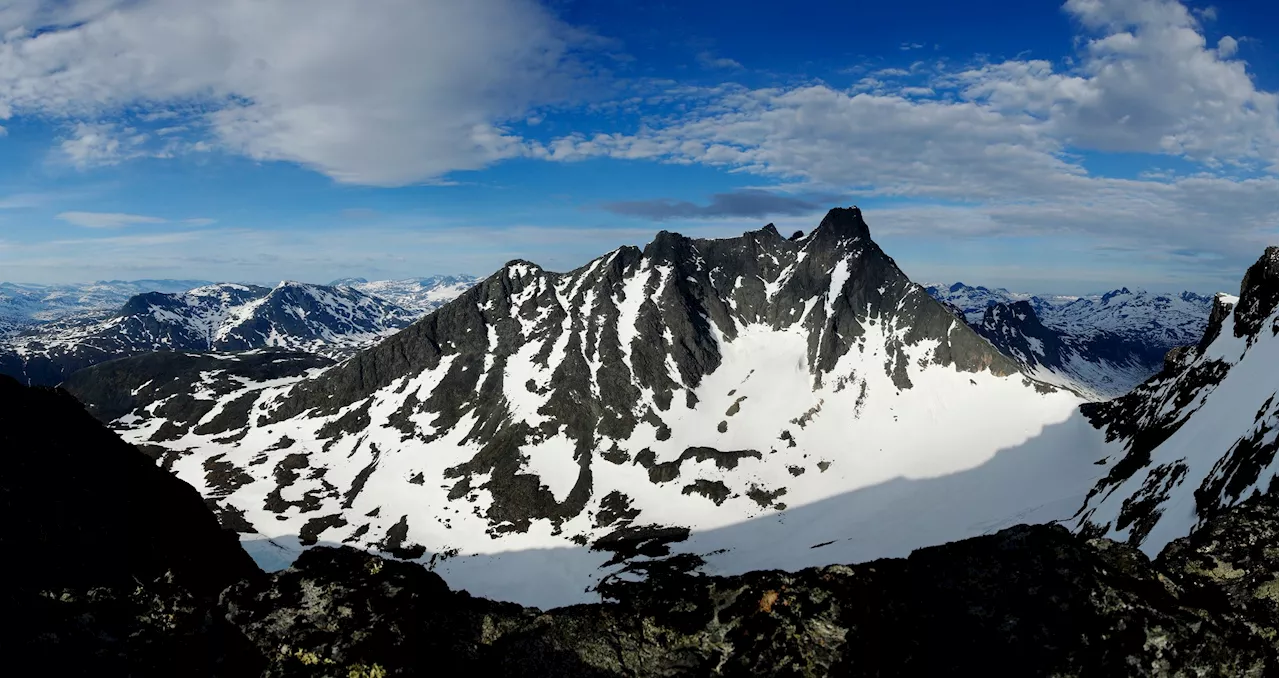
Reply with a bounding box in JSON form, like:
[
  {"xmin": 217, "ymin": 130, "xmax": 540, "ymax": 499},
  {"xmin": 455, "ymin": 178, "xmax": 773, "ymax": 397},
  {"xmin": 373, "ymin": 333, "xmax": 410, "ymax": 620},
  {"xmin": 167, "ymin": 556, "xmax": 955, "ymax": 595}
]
[
  {"xmin": 1073, "ymin": 247, "xmax": 1278, "ymax": 554},
  {"xmin": 330, "ymin": 275, "xmax": 479, "ymax": 315},
  {"xmin": 73, "ymin": 208, "xmax": 1120, "ymax": 608},
  {"xmin": 0, "ymin": 279, "xmax": 211, "ymax": 335},
  {"xmin": 0, "ymin": 281, "xmax": 414, "ymax": 385},
  {"xmin": 926, "ymin": 282, "xmax": 1214, "ymax": 400}
]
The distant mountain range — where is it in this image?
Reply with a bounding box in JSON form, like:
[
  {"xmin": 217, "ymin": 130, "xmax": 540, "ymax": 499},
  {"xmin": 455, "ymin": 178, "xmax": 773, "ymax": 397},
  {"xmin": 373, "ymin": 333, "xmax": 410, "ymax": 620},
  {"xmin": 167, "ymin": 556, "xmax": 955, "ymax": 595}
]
[
  {"xmin": 924, "ymin": 283, "xmax": 1215, "ymax": 398},
  {"xmin": 0, "ymin": 279, "xmax": 212, "ymax": 335},
  {"xmin": 0, "ymin": 276, "xmax": 478, "ymax": 386},
  {"xmin": 329, "ymin": 275, "xmax": 481, "ymax": 314}
]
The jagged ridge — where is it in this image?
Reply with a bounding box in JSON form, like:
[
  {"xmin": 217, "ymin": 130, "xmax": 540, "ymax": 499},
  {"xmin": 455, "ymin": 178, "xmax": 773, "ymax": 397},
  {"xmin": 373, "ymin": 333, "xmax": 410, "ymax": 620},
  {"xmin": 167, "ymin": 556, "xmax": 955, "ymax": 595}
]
[
  {"xmin": 1074, "ymin": 246, "xmax": 1278, "ymax": 552},
  {"xmin": 68, "ymin": 207, "xmax": 1097, "ymax": 609}
]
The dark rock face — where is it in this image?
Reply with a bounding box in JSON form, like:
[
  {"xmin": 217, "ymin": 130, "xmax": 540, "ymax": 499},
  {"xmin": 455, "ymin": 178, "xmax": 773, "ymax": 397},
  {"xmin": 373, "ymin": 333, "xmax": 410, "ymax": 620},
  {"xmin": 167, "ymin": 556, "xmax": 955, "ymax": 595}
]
[
  {"xmin": 62, "ymin": 349, "xmax": 333, "ymax": 423},
  {"xmin": 222, "ymin": 492, "xmax": 1277, "ymax": 677},
  {"xmin": 0, "ymin": 375, "xmax": 262, "ymax": 674},
  {"xmin": 0, "ymin": 375, "xmax": 258, "ymax": 594},
  {"xmin": 238, "ymin": 208, "xmax": 1018, "ymax": 534},
  {"xmin": 270, "ymin": 208, "xmax": 1016, "ymax": 423},
  {"xmin": 1234, "ymin": 246, "xmax": 1278, "ymax": 341}
]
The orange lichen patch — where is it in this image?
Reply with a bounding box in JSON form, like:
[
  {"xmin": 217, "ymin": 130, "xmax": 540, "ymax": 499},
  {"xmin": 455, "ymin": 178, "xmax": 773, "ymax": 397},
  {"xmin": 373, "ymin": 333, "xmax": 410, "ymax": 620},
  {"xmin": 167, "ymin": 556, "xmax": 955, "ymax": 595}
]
[{"xmin": 759, "ymin": 590, "xmax": 780, "ymax": 613}]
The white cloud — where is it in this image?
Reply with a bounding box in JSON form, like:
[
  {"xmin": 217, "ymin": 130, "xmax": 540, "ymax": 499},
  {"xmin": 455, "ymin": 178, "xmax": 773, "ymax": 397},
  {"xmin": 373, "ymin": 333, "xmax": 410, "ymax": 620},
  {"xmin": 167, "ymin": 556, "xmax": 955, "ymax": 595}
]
[
  {"xmin": 57, "ymin": 211, "xmax": 169, "ymax": 227},
  {"xmin": 0, "ymin": 0, "xmax": 594, "ymax": 186},
  {"xmin": 0, "ymin": 192, "xmax": 55, "ymax": 209},
  {"xmin": 697, "ymin": 51, "xmax": 743, "ymax": 70},
  {"xmin": 58, "ymin": 122, "xmax": 150, "ymax": 168},
  {"xmin": 955, "ymin": 0, "xmax": 1276, "ymax": 167},
  {"xmin": 1215, "ymin": 35, "xmax": 1237, "ymax": 58},
  {"xmin": 527, "ymin": 0, "xmax": 1275, "ymax": 270}
]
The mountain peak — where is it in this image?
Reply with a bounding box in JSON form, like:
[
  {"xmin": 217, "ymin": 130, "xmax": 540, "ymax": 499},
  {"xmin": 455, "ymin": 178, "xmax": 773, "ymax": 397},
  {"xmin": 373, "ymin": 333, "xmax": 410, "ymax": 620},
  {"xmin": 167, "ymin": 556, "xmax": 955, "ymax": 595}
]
[
  {"xmin": 1100, "ymin": 287, "xmax": 1132, "ymax": 303},
  {"xmin": 980, "ymin": 299, "xmax": 1045, "ymax": 332},
  {"xmin": 1232, "ymin": 246, "xmax": 1278, "ymax": 340},
  {"xmin": 330, "ymin": 276, "xmax": 369, "ymax": 286},
  {"xmin": 811, "ymin": 206, "xmax": 871, "ymax": 243}
]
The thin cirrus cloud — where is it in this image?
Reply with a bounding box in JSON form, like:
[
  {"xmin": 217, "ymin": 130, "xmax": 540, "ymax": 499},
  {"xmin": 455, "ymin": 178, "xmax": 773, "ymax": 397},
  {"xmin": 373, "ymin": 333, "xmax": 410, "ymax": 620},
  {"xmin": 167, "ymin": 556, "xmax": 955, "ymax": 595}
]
[
  {"xmin": 601, "ymin": 189, "xmax": 834, "ymax": 221},
  {"xmin": 0, "ymin": 0, "xmax": 596, "ymax": 186},
  {"xmin": 55, "ymin": 211, "xmax": 215, "ymax": 228}
]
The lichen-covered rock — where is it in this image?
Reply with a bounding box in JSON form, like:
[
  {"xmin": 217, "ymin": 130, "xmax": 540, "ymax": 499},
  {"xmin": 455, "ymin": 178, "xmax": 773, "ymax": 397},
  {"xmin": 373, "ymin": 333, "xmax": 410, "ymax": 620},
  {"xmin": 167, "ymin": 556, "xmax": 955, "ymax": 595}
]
[
  {"xmin": 1156, "ymin": 485, "xmax": 1278, "ymax": 648},
  {"xmin": 219, "ymin": 502, "xmax": 1277, "ymax": 677}
]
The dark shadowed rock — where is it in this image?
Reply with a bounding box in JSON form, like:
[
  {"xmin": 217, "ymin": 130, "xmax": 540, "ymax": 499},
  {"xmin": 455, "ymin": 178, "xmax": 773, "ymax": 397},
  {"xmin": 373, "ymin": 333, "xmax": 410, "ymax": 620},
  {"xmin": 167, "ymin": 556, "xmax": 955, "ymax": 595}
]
[
  {"xmin": 219, "ymin": 493, "xmax": 1277, "ymax": 677},
  {"xmin": 0, "ymin": 374, "xmax": 262, "ymax": 675},
  {"xmin": 1234, "ymin": 246, "xmax": 1278, "ymax": 341}
]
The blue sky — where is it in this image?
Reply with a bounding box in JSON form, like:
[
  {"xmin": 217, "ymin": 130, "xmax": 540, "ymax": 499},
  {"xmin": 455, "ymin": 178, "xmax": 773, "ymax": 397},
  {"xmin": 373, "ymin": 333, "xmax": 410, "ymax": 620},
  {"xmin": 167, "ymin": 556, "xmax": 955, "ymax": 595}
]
[{"xmin": 0, "ymin": 0, "xmax": 1275, "ymax": 293}]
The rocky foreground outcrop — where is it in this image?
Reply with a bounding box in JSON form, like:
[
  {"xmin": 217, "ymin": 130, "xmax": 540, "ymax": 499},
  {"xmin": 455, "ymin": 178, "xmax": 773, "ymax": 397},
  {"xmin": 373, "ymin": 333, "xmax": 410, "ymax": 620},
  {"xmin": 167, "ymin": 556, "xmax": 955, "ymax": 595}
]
[
  {"xmin": 0, "ymin": 374, "xmax": 262, "ymax": 675},
  {"xmin": 3, "ymin": 375, "xmax": 1277, "ymax": 676}
]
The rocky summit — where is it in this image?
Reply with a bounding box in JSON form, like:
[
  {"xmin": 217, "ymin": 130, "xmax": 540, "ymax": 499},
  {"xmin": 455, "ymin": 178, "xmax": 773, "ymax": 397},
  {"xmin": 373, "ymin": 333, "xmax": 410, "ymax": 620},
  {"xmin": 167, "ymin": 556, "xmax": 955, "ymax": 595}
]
[
  {"xmin": 5, "ymin": 372, "xmax": 1277, "ymax": 676},
  {"xmin": 67, "ymin": 207, "xmax": 1114, "ymax": 607}
]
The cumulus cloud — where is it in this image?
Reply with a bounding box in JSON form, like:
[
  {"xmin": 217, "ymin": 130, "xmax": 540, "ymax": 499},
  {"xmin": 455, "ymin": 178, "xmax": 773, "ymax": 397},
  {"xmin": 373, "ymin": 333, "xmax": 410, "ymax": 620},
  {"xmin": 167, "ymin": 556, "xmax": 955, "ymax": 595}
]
[
  {"xmin": 58, "ymin": 123, "xmax": 152, "ymax": 168},
  {"xmin": 530, "ymin": 0, "xmax": 1276, "ymax": 269},
  {"xmin": 601, "ymin": 189, "xmax": 832, "ymax": 221},
  {"xmin": 954, "ymin": 0, "xmax": 1275, "ymax": 166},
  {"xmin": 1215, "ymin": 35, "xmax": 1237, "ymax": 58},
  {"xmin": 0, "ymin": 0, "xmax": 593, "ymax": 186}
]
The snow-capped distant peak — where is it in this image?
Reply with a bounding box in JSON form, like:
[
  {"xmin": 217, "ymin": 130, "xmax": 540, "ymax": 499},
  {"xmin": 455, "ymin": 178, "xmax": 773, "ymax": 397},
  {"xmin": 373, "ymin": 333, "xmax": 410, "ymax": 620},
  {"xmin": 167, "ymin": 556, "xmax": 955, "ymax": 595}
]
[
  {"xmin": 332, "ymin": 274, "xmax": 481, "ymax": 314},
  {"xmin": 0, "ymin": 280, "xmax": 418, "ymax": 385},
  {"xmin": 926, "ymin": 280, "xmax": 1215, "ymax": 399}
]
